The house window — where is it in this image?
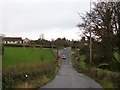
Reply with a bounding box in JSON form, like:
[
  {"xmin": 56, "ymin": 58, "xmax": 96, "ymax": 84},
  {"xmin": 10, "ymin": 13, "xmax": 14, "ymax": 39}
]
[
  {"xmin": 11, "ymin": 41, "xmax": 14, "ymax": 44},
  {"xmin": 4, "ymin": 41, "xmax": 6, "ymax": 44},
  {"xmin": 8, "ymin": 41, "xmax": 11, "ymax": 44},
  {"xmin": 15, "ymin": 41, "xmax": 17, "ymax": 44}
]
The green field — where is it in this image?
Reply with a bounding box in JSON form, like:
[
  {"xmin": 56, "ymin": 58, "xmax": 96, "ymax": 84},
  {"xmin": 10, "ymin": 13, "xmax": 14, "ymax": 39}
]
[{"xmin": 3, "ymin": 47, "xmax": 56, "ymax": 67}]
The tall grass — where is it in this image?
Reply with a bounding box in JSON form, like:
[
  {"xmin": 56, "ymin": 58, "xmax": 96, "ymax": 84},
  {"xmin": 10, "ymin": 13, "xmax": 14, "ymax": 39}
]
[{"xmin": 2, "ymin": 61, "xmax": 58, "ymax": 89}]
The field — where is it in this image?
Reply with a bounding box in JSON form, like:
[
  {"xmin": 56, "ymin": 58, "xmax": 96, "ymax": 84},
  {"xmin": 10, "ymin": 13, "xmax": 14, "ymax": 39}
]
[
  {"xmin": 2, "ymin": 46, "xmax": 58, "ymax": 88},
  {"xmin": 3, "ymin": 47, "xmax": 56, "ymax": 67}
]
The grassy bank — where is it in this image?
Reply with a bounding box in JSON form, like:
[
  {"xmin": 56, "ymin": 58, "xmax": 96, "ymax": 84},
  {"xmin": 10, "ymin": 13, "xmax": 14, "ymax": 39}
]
[
  {"xmin": 73, "ymin": 66, "xmax": 120, "ymax": 89},
  {"xmin": 2, "ymin": 46, "xmax": 59, "ymax": 89},
  {"xmin": 72, "ymin": 52, "xmax": 120, "ymax": 89},
  {"xmin": 2, "ymin": 61, "xmax": 59, "ymax": 89}
]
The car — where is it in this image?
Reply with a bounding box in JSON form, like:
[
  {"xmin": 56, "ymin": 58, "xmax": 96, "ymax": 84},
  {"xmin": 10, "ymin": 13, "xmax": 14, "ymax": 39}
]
[
  {"xmin": 64, "ymin": 48, "xmax": 66, "ymax": 50},
  {"xmin": 61, "ymin": 55, "xmax": 66, "ymax": 59}
]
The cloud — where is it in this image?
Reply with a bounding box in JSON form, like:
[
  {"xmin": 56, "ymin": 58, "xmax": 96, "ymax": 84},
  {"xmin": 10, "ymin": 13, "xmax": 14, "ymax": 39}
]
[
  {"xmin": 2, "ymin": 0, "xmax": 96, "ymax": 3},
  {"xmin": 43, "ymin": 27, "xmax": 81, "ymax": 40},
  {"xmin": 1, "ymin": 0, "xmax": 91, "ymax": 40},
  {"xmin": 3, "ymin": 27, "xmax": 82, "ymax": 40}
]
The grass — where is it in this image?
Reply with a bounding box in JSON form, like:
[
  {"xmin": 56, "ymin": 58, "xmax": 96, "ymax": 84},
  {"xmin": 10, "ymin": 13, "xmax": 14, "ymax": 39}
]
[
  {"xmin": 2, "ymin": 46, "xmax": 59, "ymax": 88},
  {"xmin": 100, "ymin": 80, "xmax": 114, "ymax": 88},
  {"xmin": 71, "ymin": 48, "xmax": 120, "ymax": 89},
  {"xmin": 3, "ymin": 47, "xmax": 56, "ymax": 67},
  {"xmin": 114, "ymin": 52, "xmax": 120, "ymax": 62},
  {"xmin": 72, "ymin": 52, "xmax": 120, "ymax": 89},
  {"xmin": 79, "ymin": 55, "xmax": 86, "ymax": 68},
  {"xmin": 2, "ymin": 62, "xmax": 59, "ymax": 88},
  {"xmin": 71, "ymin": 49, "xmax": 86, "ymax": 69}
]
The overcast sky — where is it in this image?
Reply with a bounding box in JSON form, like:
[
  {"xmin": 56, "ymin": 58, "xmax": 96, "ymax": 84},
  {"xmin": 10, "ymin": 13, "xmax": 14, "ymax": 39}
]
[{"xmin": 0, "ymin": 0, "xmax": 97, "ymax": 40}]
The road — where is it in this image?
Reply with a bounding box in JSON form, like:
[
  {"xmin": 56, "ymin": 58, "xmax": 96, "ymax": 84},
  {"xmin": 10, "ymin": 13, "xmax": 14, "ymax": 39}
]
[{"xmin": 41, "ymin": 47, "xmax": 102, "ymax": 88}]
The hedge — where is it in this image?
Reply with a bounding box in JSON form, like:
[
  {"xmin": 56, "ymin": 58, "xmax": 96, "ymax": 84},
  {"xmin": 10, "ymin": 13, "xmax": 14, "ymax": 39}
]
[{"xmin": 2, "ymin": 61, "xmax": 58, "ymax": 89}]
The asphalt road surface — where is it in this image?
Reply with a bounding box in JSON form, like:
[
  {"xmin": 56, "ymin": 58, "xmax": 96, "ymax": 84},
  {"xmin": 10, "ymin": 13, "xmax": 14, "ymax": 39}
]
[{"xmin": 41, "ymin": 47, "xmax": 102, "ymax": 88}]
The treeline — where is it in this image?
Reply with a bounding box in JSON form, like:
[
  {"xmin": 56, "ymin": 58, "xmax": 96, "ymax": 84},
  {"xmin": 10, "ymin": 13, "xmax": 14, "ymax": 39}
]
[
  {"xmin": 35, "ymin": 37, "xmax": 84, "ymax": 48},
  {"xmin": 4, "ymin": 37, "xmax": 85, "ymax": 49}
]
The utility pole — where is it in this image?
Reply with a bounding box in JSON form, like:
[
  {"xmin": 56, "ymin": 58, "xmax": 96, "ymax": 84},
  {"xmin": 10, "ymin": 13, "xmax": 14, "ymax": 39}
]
[
  {"xmin": 77, "ymin": 0, "xmax": 92, "ymax": 71},
  {"xmin": 89, "ymin": 0, "xmax": 92, "ymax": 70}
]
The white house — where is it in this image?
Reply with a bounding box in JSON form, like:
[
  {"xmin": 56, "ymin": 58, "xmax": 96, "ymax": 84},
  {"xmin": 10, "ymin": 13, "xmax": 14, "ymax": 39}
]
[
  {"xmin": 23, "ymin": 38, "xmax": 30, "ymax": 44},
  {"xmin": 3, "ymin": 37, "xmax": 23, "ymax": 44}
]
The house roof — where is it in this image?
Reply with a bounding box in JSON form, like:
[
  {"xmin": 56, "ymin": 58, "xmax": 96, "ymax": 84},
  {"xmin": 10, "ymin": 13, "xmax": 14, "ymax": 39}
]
[{"xmin": 3, "ymin": 37, "xmax": 23, "ymax": 41}]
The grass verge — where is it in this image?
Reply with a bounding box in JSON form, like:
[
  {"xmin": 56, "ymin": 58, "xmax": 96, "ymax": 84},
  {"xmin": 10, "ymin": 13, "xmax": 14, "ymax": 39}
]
[
  {"xmin": 2, "ymin": 61, "xmax": 59, "ymax": 89},
  {"xmin": 72, "ymin": 54, "xmax": 120, "ymax": 89}
]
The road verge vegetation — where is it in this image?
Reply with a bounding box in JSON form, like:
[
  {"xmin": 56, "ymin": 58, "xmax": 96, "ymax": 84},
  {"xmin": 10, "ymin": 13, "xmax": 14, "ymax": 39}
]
[
  {"xmin": 72, "ymin": 52, "xmax": 120, "ymax": 89},
  {"xmin": 2, "ymin": 61, "xmax": 59, "ymax": 89},
  {"xmin": 2, "ymin": 46, "xmax": 59, "ymax": 89}
]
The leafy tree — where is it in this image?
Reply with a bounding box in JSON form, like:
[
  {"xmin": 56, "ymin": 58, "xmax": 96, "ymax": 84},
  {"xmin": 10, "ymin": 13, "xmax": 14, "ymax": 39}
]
[
  {"xmin": 77, "ymin": 1, "xmax": 120, "ymax": 69},
  {"xmin": 54, "ymin": 38, "xmax": 68, "ymax": 47},
  {"xmin": 114, "ymin": 2, "xmax": 120, "ymax": 54}
]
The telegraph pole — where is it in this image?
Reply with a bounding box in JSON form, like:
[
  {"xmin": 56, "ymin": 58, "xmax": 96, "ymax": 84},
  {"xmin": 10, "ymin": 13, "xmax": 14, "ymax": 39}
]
[
  {"xmin": 77, "ymin": 0, "xmax": 92, "ymax": 71},
  {"xmin": 89, "ymin": 0, "xmax": 92, "ymax": 70}
]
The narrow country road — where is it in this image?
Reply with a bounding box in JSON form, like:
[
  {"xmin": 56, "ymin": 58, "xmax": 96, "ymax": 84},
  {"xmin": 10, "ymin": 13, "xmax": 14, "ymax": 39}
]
[{"xmin": 41, "ymin": 47, "xmax": 102, "ymax": 88}]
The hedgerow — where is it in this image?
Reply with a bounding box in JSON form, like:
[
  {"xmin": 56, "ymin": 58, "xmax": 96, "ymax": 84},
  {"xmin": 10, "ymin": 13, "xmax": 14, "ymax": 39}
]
[{"xmin": 2, "ymin": 61, "xmax": 58, "ymax": 89}]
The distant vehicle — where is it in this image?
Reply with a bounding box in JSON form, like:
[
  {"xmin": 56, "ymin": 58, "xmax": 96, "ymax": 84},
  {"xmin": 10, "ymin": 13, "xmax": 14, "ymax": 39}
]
[
  {"xmin": 64, "ymin": 48, "xmax": 66, "ymax": 50},
  {"xmin": 61, "ymin": 55, "xmax": 66, "ymax": 59}
]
